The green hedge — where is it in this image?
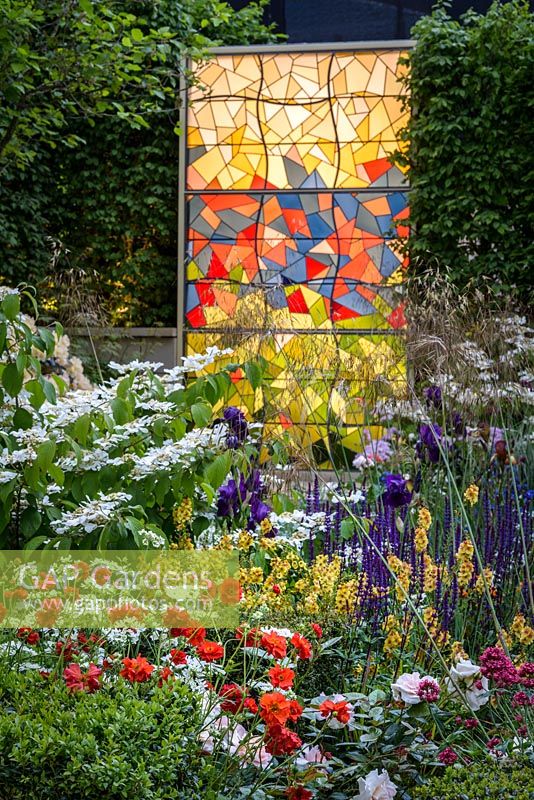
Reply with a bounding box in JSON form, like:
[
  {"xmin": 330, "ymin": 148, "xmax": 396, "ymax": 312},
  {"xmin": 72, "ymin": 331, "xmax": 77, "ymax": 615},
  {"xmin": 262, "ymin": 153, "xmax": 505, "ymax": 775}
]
[
  {"xmin": 413, "ymin": 760, "xmax": 534, "ymax": 800},
  {"xmin": 0, "ymin": 671, "xmax": 215, "ymax": 800},
  {"xmin": 395, "ymin": 0, "xmax": 534, "ymax": 301},
  {"xmin": 0, "ymin": 0, "xmax": 279, "ymax": 326}
]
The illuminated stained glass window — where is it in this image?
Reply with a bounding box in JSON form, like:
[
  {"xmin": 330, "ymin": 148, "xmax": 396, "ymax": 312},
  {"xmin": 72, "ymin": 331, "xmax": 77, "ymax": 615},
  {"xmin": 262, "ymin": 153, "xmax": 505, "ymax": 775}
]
[{"xmin": 181, "ymin": 46, "xmax": 410, "ymax": 463}]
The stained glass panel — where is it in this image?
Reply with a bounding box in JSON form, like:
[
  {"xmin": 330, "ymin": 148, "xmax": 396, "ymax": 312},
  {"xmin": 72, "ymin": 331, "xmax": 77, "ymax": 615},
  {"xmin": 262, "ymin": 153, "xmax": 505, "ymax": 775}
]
[{"xmin": 182, "ymin": 45, "xmax": 409, "ymax": 459}]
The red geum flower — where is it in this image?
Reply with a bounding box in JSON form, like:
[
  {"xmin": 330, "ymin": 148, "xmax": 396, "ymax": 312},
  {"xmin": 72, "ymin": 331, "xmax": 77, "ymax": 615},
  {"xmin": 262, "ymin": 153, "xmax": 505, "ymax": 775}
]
[
  {"xmin": 120, "ymin": 656, "xmax": 155, "ymax": 683},
  {"xmin": 288, "ymin": 699, "xmax": 303, "ymax": 722},
  {"xmin": 63, "ymin": 662, "xmax": 102, "ymax": 693},
  {"xmin": 244, "ymin": 697, "xmax": 258, "ymax": 714},
  {"xmin": 107, "ymin": 604, "xmax": 145, "ymax": 624},
  {"xmin": 268, "ymin": 665, "xmax": 295, "ymax": 690},
  {"xmin": 85, "ymin": 663, "xmax": 103, "ymax": 692},
  {"xmin": 17, "ymin": 628, "xmax": 40, "ymax": 645},
  {"xmin": 219, "ymin": 683, "xmax": 244, "ymax": 713},
  {"xmin": 291, "ymin": 633, "xmax": 312, "ymax": 660},
  {"xmin": 56, "ymin": 640, "xmax": 77, "ymax": 662},
  {"xmin": 158, "ymin": 667, "xmax": 175, "ymax": 687},
  {"xmin": 260, "ymin": 631, "xmax": 287, "ymax": 659},
  {"xmin": 319, "ymin": 698, "xmax": 352, "ymax": 725},
  {"xmin": 272, "ymin": 584, "xmax": 281, "ymax": 595},
  {"xmin": 311, "ymin": 623, "xmax": 323, "ymax": 639},
  {"xmin": 259, "ymin": 692, "xmax": 292, "ymax": 727},
  {"xmin": 63, "ymin": 663, "xmax": 84, "ymax": 692},
  {"xmin": 218, "ymin": 577, "xmax": 241, "ymax": 605},
  {"xmin": 164, "ymin": 607, "xmax": 193, "ymax": 628},
  {"xmin": 286, "ymin": 787, "xmax": 313, "ymax": 800},
  {"xmin": 265, "ymin": 725, "xmax": 302, "ymax": 756},
  {"xmin": 236, "ymin": 626, "xmax": 261, "ymax": 647},
  {"xmin": 93, "ymin": 566, "xmax": 112, "ymax": 586},
  {"xmin": 172, "ymin": 627, "xmax": 206, "ymax": 647},
  {"xmin": 170, "ymin": 648, "xmax": 187, "ymax": 665},
  {"xmin": 35, "ymin": 606, "xmax": 61, "ymax": 627},
  {"xmin": 6, "ymin": 587, "xmax": 28, "ymax": 600},
  {"xmin": 195, "ymin": 640, "xmax": 224, "ymax": 662}
]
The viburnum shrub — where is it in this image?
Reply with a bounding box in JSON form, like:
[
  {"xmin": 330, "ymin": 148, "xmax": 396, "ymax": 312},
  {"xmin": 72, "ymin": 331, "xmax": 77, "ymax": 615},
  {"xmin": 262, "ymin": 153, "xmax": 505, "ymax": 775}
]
[{"xmin": 0, "ymin": 286, "xmax": 267, "ymax": 549}]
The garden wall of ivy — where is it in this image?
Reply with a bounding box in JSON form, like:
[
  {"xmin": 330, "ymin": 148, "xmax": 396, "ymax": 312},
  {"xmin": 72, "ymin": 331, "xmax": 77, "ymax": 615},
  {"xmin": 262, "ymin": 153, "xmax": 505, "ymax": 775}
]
[
  {"xmin": 0, "ymin": 0, "xmax": 278, "ymax": 327},
  {"xmin": 395, "ymin": 1, "xmax": 533, "ymax": 302}
]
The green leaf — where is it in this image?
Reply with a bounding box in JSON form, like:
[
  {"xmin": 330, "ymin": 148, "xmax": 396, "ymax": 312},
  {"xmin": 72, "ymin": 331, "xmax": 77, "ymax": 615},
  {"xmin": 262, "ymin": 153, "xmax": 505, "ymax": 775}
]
[
  {"xmin": 48, "ymin": 463, "xmax": 64, "ymax": 486},
  {"xmin": 23, "ymin": 536, "xmax": 50, "ymax": 550},
  {"xmin": 131, "ymin": 27, "xmax": 143, "ymax": 41},
  {"xmin": 13, "ymin": 407, "xmax": 33, "ymax": 430},
  {"xmin": 35, "ymin": 440, "xmax": 56, "ymax": 474},
  {"xmin": 20, "ymin": 507, "xmax": 42, "ymax": 537},
  {"xmin": 191, "ymin": 401, "xmax": 211, "ymax": 427},
  {"xmin": 111, "ymin": 397, "xmax": 131, "ymax": 424},
  {"xmin": 72, "ymin": 413, "xmax": 91, "ymax": 444},
  {"xmin": 26, "ymin": 379, "xmax": 46, "ymax": 410},
  {"xmin": 1, "ymin": 363, "xmax": 23, "ymax": 397},
  {"xmin": 204, "ymin": 451, "xmax": 232, "ymax": 490},
  {"xmin": 2, "ymin": 293, "xmax": 20, "ymax": 321},
  {"xmin": 79, "ymin": 0, "xmax": 93, "ymax": 13},
  {"xmin": 340, "ymin": 518, "xmax": 354, "ymax": 540},
  {"xmin": 42, "ymin": 379, "xmax": 57, "ymax": 404},
  {"xmin": 244, "ymin": 361, "xmax": 263, "ymax": 390}
]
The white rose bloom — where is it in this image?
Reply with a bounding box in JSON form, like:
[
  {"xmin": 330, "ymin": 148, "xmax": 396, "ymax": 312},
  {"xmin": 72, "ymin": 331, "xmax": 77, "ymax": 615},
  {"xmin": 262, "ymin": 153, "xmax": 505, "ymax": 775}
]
[
  {"xmin": 452, "ymin": 658, "xmax": 481, "ymax": 681},
  {"xmin": 356, "ymin": 768, "xmax": 397, "ymax": 800},
  {"xmin": 464, "ymin": 679, "xmax": 490, "ymax": 711},
  {"xmin": 447, "ymin": 659, "xmax": 489, "ymax": 711}
]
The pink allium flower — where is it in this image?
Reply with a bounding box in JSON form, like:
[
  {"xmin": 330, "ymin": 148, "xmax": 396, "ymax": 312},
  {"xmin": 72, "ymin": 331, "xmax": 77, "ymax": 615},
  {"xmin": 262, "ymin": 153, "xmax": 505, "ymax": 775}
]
[
  {"xmin": 517, "ymin": 662, "xmax": 534, "ymax": 688},
  {"xmin": 511, "ymin": 691, "xmax": 530, "ymax": 707},
  {"xmin": 438, "ymin": 747, "xmax": 458, "ymax": 765},
  {"xmin": 479, "ymin": 646, "xmax": 519, "ymax": 687},
  {"xmin": 486, "ymin": 737, "xmax": 501, "ymax": 750},
  {"xmin": 464, "ymin": 718, "xmax": 479, "ymax": 729},
  {"xmin": 417, "ymin": 677, "xmax": 441, "ymax": 703}
]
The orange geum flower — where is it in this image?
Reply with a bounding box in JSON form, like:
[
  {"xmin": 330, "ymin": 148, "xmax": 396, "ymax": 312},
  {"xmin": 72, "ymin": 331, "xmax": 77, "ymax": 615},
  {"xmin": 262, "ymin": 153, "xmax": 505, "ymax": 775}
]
[{"xmin": 259, "ymin": 691, "xmax": 292, "ymax": 728}]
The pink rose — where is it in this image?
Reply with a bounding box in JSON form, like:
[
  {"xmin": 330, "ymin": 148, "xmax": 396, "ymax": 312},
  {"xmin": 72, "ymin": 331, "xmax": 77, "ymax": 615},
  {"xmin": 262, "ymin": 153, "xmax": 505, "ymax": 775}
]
[{"xmin": 391, "ymin": 672, "xmax": 422, "ymax": 705}]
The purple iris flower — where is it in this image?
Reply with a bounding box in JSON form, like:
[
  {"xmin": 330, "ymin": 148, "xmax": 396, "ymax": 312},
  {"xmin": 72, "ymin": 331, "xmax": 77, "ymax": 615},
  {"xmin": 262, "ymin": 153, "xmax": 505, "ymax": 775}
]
[
  {"xmin": 217, "ymin": 479, "xmax": 241, "ymax": 517},
  {"xmin": 424, "ymin": 385, "xmax": 442, "ymax": 408},
  {"xmin": 418, "ymin": 422, "xmax": 442, "ymax": 463},
  {"xmin": 217, "ymin": 469, "xmax": 271, "ymax": 527},
  {"xmin": 249, "ymin": 495, "xmax": 271, "ymax": 525},
  {"xmin": 223, "ymin": 406, "xmax": 248, "ymax": 448},
  {"xmin": 381, "ymin": 473, "xmax": 412, "ymax": 508},
  {"xmin": 452, "ymin": 412, "xmax": 465, "ymax": 437}
]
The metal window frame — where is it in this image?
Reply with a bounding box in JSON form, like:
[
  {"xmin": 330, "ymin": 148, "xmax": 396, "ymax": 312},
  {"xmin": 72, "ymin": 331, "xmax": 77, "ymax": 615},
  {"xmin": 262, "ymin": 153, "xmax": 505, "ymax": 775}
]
[{"xmin": 177, "ymin": 40, "xmax": 412, "ymax": 361}]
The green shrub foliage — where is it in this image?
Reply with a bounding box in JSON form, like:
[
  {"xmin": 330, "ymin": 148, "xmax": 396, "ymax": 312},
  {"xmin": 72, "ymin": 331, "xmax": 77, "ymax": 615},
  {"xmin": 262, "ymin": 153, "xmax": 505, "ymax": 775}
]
[
  {"xmin": 395, "ymin": 1, "xmax": 534, "ymax": 301},
  {"xmin": 0, "ymin": 0, "xmax": 279, "ymax": 325},
  {"xmin": 0, "ymin": 670, "xmax": 214, "ymax": 800},
  {"xmin": 413, "ymin": 760, "xmax": 534, "ymax": 800}
]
